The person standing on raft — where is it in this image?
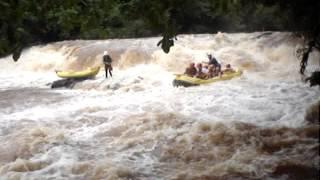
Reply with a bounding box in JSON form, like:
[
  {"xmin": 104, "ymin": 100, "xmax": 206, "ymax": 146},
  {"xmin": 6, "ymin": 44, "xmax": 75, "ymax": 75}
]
[
  {"xmin": 207, "ymin": 53, "xmax": 221, "ymax": 71},
  {"xmin": 103, "ymin": 51, "xmax": 113, "ymax": 78}
]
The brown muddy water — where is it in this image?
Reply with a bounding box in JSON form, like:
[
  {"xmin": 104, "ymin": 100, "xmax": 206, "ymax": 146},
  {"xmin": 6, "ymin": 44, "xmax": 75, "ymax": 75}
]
[{"xmin": 0, "ymin": 32, "xmax": 319, "ymax": 180}]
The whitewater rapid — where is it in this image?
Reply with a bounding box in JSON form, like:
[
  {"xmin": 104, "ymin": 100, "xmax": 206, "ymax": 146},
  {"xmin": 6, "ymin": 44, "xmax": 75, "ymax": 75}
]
[{"xmin": 0, "ymin": 32, "xmax": 319, "ymax": 180}]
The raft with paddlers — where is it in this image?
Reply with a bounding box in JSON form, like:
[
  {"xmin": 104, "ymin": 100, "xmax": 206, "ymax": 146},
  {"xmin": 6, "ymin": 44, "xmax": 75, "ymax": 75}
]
[
  {"xmin": 55, "ymin": 66, "xmax": 100, "ymax": 79},
  {"xmin": 173, "ymin": 69, "xmax": 243, "ymax": 87}
]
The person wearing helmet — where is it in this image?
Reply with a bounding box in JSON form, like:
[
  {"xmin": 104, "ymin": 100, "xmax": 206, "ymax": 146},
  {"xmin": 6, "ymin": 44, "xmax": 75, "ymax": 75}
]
[
  {"xmin": 103, "ymin": 51, "xmax": 113, "ymax": 78},
  {"xmin": 195, "ymin": 63, "xmax": 206, "ymax": 79},
  {"xmin": 223, "ymin": 64, "xmax": 235, "ymax": 73},
  {"xmin": 207, "ymin": 53, "xmax": 221, "ymax": 72},
  {"xmin": 184, "ymin": 62, "xmax": 197, "ymax": 77}
]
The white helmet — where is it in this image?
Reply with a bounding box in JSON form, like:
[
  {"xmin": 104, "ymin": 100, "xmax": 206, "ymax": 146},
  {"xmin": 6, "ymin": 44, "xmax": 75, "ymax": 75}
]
[{"xmin": 103, "ymin": 51, "xmax": 108, "ymax": 55}]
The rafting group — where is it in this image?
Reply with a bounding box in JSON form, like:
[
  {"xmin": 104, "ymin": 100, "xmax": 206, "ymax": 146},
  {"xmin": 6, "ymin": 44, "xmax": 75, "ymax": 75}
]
[
  {"xmin": 173, "ymin": 53, "xmax": 242, "ymax": 87},
  {"xmin": 54, "ymin": 50, "xmax": 241, "ymax": 88},
  {"xmin": 184, "ymin": 53, "xmax": 235, "ymax": 79}
]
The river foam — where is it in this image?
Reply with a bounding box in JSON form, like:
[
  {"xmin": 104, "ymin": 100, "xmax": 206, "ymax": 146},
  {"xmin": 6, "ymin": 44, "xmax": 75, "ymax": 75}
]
[{"xmin": 0, "ymin": 32, "xmax": 319, "ymax": 179}]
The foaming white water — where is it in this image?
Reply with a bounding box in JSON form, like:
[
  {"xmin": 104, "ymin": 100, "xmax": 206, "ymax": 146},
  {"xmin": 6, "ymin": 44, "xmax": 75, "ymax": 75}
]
[{"xmin": 0, "ymin": 32, "xmax": 319, "ymax": 179}]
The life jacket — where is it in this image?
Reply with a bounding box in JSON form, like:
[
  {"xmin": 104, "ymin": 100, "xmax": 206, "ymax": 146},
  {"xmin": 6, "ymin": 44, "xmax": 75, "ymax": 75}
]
[{"xmin": 103, "ymin": 55, "xmax": 112, "ymax": 64}]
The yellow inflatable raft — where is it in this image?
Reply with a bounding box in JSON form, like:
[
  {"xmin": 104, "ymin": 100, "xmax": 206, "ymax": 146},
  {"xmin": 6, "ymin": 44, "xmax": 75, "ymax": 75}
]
[
  {"xmin": 56, "ymin": 66, "xmax": 100, "ymax": 79},
  {"xmin": 173, "ymin": 70, "xmax": 243, "ymax": 87}
]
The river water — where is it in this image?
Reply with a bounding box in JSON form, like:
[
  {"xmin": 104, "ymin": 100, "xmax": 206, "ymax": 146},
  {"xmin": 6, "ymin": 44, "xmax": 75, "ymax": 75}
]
[{"xmin": 0, "ymin": 32, "xmax": 319, "ymax": 180}]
